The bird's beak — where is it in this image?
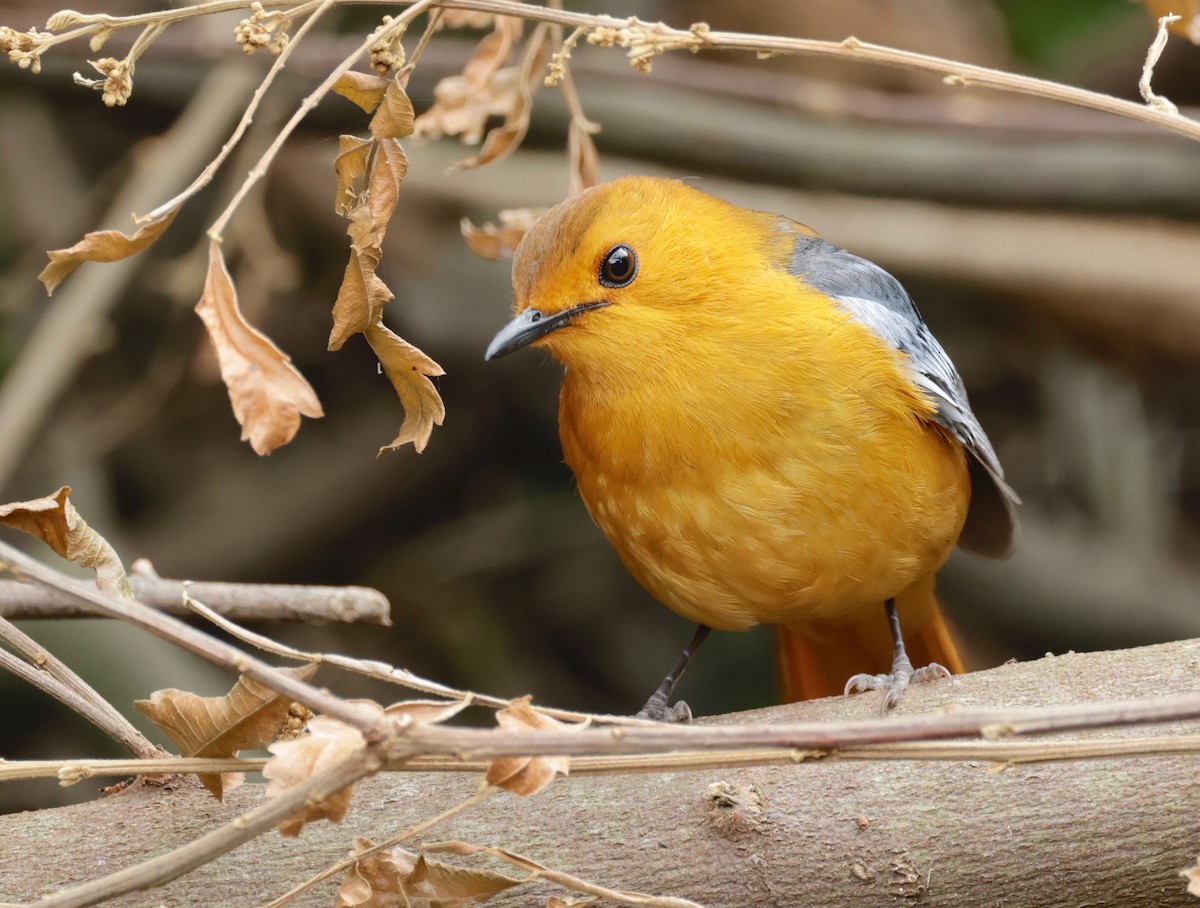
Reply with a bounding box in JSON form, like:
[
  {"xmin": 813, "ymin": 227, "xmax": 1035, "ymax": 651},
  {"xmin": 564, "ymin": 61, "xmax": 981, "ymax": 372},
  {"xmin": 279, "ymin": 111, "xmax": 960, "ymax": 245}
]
[{"xmin": 484, "ymin": 300, "xmax": 611, "ymax": 360}]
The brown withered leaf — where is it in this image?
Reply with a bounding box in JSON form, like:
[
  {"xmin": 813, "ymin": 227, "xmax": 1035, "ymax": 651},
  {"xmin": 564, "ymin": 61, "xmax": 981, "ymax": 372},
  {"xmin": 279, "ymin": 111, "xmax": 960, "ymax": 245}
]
[
  {"xmin": 1183, "ymin": 855, "xmax": 1200, "ymax": 896},
  {"xmin": 384, "ymin": 697, "xmax": 472, "ymax": 726},
  {"xmin": 40, "ymin": 207, "xmax": 179, "ymax": 295},
  {"xmin": 461, "ymin": 208, "xmax": 543, "ymax": 261},
  {"xmin": 329, "ymin": 250, "xmax": 394, "ymax": 351},
  {"xmin": 413, "ymin": 16, "xmax": 523, "ymax": 144},
  {"xmin": 369, "ymin": 78, "xmax": 415, "ymax": 139},
  {"xmin": 0, "ymin": 486, "xmax": 133, "ymax": 599},
  {"xmin": 195, "ymin": 241, "xmax": 323, "ymax": 455},
  {"xmin": 264, "ymin": 704, "xmax": 382, "ymax": 836},
  {"xmin": 347, "ymin": 138, "xmax": 409, "ymax": 254},
  {"xmin": 337, "ymin": 838, "xmax": 523, "ymax": 908},
  {"xmin": 485, "ymin": 696, "xmax": 574, "ymax": 797},
  {"xmin": 335, "ymin": 135, "xmax": 372, "ymax": 216},
  {"xmin": 134, "ymin": 664, "xmax": 317, "ymax": 800},
  {"xmin": 413, "ymin": 69, "xmax": 519, "ymax": 144},
  {"xmin": 364, "ymin": 322, "xmax": 445, "ymax": 454},
  {"xmin": 333, "ymin": 70, "xmax": 392, "ymax": 113},
  {"xmin": 447, "ymin": 25, "xmax": 550, "ymax": 173}
]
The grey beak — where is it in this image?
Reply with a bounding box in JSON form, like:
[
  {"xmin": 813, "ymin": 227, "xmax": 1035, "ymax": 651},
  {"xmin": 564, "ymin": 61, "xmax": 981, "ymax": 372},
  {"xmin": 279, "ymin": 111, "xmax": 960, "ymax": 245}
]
[{"xmin": 484, "ymin": 301, "xmax": 611, "ymax": 360}]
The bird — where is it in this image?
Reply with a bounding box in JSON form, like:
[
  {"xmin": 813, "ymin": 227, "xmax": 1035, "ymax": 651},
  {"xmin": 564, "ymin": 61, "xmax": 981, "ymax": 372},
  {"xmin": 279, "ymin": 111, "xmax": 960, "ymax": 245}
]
[{"xmin": 486, "ymin": 176, "xmax": 1018, "ymax": 720}]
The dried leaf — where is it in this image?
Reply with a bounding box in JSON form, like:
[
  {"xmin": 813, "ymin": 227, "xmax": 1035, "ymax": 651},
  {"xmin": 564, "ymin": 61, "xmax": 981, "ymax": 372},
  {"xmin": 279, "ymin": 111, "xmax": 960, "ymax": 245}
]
[
  {"xmin": 446, "ymin": 25, "xmax": 551, "ymax": 173},
  {"xmin": 413, "ymin": 16, "xmax": 524, "ymax": 144},
  {"xmin": 348, "ymin": 138, "xmax": 409, "ymax": 254},
  {"xmin": 264, "ymin": 704, "xmax": 381, "ymax": 836},
  {"xmin": 0, "ymin": 486, "xmax": 132, "ymax": 599},
  {"xmin": 384, "ymin": 697, "xmax": 473, "ymax": 726},
  {"xmin": 485, "ymin": 696, "xmax": 573, "ymax": 796},
  {"xmin": 40, "ymin": 207, "xmax": 179, "ymax": 295},
  {"xmin": 338, "ymin": 838, "xmax": 523, "ymax": 907},
  {"xmin": 369, "ymin": 78, "xmax": 415, "ymax": 139},
  {"xmin": 461, "ymin": 208, "xmax": 543, "ymax": 261},
  {"xmin": 335, "ymin": 135, "xmax": 372, "ymax": 216},
  {"xmin": 329, "ymin": 250, "xmax": 394, "ymax": 351},
  {"xmin": 195, "ymin": 241, "xmax": 323, "ymax": 455},
  {"xmin": 333, "ymin": 70, "xmax": 391, "ymax": 113},
  {"xmin": 1183, "ymin": 854, "xmax": 1200, "ymax": 896},
  {"xmin": 134, "ymin": 664, "xmax": 317, "ymax": 800},
  {"xmin": 364, "ymin": 322, "xmax": 445, "ymax": 454},
  {"xmin": 439, "ymin": 10, "xmax": 497, "ymax": 30},
  {"xmin": 413, "ymin": 70, "xmax": 519, "ymax": 144}
]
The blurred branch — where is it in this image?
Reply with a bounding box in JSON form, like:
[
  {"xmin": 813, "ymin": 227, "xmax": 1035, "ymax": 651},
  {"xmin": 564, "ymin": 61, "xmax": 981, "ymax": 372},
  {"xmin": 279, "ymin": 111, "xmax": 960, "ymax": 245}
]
[
  {"xmin": 0, "ymin": 573, "xmax": 392, "ymax": 623},
  {"xmin": 0, "ymin": 62, "xmax": 257, "ymax": 491}
]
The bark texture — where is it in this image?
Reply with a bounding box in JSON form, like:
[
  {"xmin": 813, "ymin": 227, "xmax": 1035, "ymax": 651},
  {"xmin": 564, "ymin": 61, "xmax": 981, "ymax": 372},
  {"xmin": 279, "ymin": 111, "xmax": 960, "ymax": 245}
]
[{"xmin": 2, "ymin": 639, "xmax": 1199, "ymax": 907}]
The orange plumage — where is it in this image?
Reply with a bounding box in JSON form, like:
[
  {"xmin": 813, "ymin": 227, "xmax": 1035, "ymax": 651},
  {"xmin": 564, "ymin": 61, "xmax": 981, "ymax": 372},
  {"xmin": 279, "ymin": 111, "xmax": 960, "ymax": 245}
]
[{"xmin": 487, "ymin": 176, "xmax": 1017, "ymax": 714}]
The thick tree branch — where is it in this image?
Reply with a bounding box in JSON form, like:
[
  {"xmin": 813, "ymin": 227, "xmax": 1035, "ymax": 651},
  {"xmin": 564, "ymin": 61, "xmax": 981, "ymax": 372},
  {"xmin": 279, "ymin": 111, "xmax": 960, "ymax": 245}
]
[{"xmin": 2, "ymin": 638, "xmax": 1198, "ymax": 906}]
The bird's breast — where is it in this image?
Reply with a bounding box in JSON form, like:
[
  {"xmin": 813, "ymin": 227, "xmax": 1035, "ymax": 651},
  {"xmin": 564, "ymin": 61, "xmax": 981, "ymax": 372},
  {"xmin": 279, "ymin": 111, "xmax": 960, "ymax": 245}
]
[{"xmin": 557, "ymin": 340, "xmax": 970, "ymax": 632}]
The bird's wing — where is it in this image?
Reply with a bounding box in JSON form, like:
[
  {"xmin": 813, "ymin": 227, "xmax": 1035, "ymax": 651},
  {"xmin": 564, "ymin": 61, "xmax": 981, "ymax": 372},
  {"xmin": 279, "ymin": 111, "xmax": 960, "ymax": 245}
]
[{"xmin": 788, "ymin": 229, "xmax": 1019, "ymax": 557}]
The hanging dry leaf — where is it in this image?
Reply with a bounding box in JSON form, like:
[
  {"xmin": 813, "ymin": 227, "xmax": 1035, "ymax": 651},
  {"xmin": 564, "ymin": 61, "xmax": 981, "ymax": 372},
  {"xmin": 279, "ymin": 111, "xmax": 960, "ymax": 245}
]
[
  {"xmin": 195, "ymin": 241, "xmax": 323, "ymax": 455},
  {"xmin": 338, "ymin": 839, "xmax": 523, "ymax": 908},
  {"xmin": 446, "ymin": 24, "xmax": 551, "ymax": 173},
  {"xmin": 414, "ymin": 16, "xmax": 523, "ymax": 144},
  {"xmin": 369, "ymin": 78, "xmax": 416, "ymax": 140},
  {"xmin": 264, "ymin": 706, "xmax": 379, "ymax": 836},
  {"xmin": 0, "ymin": 486, "xmax": 133, "ymax": 599},
  {"xmin": 39, "ymin": 207, "xmax": 179, "ymax": 295},
  {"xmin": 461, "ymin": 208, "xmax": 543, "ymax": 261},
  {"xmin": 335, "ymin": 135, "xmax": 372, "ymax": 216},
  {"xmin": 134, "ymin": 664, "xmax": 317, "ymax": 800},
  {"xmin": 329, "ymin": 250, "xmax": 394, "ymax": 351},
  {"xmin": 364, "ymin": 321, "xmax": 445, "ymax": 454},
  {"xmin": 333, "ymin": 70, "xmax": 392, "ymax": 113},
  {"xmin": 485, "ymin": 696, "xmax": 574, "ymax": 797},
  {"xmin": 347, "ymin": 138, "xmax": 409, "ymax": 254}
]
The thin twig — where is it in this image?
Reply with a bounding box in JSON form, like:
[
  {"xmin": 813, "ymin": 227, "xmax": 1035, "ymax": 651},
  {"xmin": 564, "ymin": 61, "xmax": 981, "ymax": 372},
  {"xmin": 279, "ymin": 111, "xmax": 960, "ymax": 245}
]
[
  {"xmin": 140, "ymin": 0, "xmax": 332, "ymax": 222},
  {"xmin": 0, "ymin": 615, "xmax": 159, "ymax": 757},
  {"xmin": 26, "ymin": 1, "xmax": 1200, "ymax": 143},
  {"xmin": 260, "ymin": 783, "xmax": 497, "ymax": 907},
  {"xmin": 11, "ymin": 744, "xmax": 392, "ymax": 908},
  {"xmin": 207, "ymin": 0, "xmax": 440, "ymax": 240},
  {"xmin": 184, "ymin": 594, "xmax": 639, "ymax": 723},
  {"xmin": 1139, "ymin": 13, "xmax": 1180, "ymax": 114},
  {"xmin": 11, "ymin": 732, "xmax": 1199, "ymax": 786},
  {"xmin": 0, "ymin": 540, "xmax": 385, "ymax": 734}
]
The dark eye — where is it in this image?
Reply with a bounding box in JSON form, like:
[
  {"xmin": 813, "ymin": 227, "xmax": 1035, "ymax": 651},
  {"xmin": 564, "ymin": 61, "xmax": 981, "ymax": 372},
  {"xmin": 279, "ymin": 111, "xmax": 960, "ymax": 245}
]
[{"xmin": 599, "ymin": 244, "xmax": 638, "ymax": 289}]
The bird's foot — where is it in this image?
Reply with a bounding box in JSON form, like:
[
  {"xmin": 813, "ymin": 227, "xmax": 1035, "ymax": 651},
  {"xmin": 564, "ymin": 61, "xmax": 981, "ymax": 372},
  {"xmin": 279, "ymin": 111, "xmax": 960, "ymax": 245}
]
[
  {"xmin": 635, "ymin": 690, "xmax": 694, "ymax": 723},
  {"xmin": 844, "ymin": 660, "xmax": 950, "ymax": 712}
]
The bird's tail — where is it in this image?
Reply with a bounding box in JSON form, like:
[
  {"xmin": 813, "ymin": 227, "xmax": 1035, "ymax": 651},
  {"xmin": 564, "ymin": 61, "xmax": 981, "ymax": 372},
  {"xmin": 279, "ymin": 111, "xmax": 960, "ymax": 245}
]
[{"xmin": 774, "ymin": 574, "xmax": 964, "ymax": 702}]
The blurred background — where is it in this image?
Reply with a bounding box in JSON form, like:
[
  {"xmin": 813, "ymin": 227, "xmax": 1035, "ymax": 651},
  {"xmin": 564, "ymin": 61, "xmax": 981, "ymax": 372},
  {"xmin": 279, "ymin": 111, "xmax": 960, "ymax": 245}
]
[{"xmin": 1, "ymin": 0, "xmax": 1199, "ymax": 811}]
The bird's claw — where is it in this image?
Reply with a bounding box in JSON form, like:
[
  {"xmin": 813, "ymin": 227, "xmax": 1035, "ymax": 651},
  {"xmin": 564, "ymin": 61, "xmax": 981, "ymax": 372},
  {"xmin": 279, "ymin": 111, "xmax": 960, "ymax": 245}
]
[
  {"xmin": 844, "ymin": 661, "xmax": 950, "ymax": 712},
  {"xmin": 636, "ymin": 692, "xmax": 693, "ymax": 723}
]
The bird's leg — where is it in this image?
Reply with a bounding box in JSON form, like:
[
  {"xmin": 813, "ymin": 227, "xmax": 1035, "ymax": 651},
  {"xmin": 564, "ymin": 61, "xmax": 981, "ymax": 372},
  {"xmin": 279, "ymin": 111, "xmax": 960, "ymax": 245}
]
[
  {"xmin": 843, "ymin": 599, "xmax": 950, "ymax": 711},
  {"xmin": 636, "ymin": 624, "xmax": 711, "ymax": 723}
]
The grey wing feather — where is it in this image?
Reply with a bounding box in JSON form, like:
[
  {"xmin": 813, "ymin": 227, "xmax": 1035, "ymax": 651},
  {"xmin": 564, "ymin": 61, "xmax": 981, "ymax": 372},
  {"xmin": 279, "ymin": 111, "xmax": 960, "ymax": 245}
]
[{"xmin": 788, "ymin": 229, "xmax": 1019, "ymax": 557}]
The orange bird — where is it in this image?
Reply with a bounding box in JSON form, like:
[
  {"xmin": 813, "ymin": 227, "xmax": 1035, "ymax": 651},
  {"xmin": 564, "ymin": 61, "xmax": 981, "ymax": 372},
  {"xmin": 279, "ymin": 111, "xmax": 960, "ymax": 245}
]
[{"xmin": 486, "ymin": 177, "xmax": 1017, "ymax": 720}]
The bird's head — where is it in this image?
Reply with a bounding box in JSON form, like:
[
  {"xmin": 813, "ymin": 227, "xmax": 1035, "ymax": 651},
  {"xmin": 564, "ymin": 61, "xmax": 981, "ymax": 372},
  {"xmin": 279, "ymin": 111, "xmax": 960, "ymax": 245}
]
[{"xmin": 484, "ymin": 176, "xmax": 794, "ymax": 373}]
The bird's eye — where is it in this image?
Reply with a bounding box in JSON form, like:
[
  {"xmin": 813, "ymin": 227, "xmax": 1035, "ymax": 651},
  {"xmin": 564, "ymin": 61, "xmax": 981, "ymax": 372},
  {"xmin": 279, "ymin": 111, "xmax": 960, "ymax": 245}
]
[{"xmin": 598, "ymin": 244, "xmax": 638, "ymax": 289}]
